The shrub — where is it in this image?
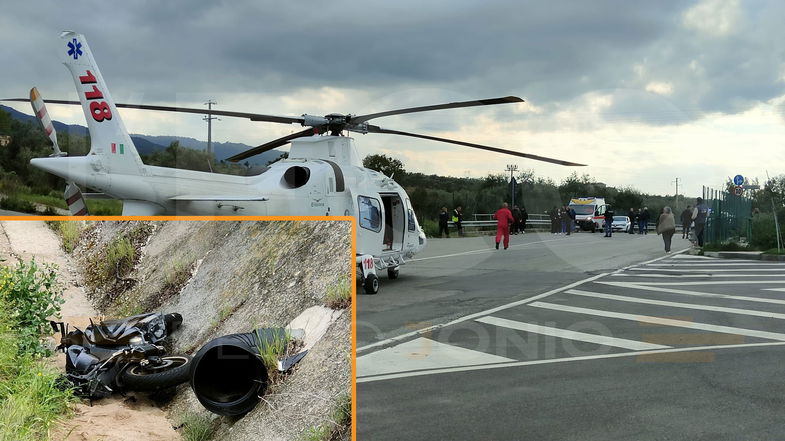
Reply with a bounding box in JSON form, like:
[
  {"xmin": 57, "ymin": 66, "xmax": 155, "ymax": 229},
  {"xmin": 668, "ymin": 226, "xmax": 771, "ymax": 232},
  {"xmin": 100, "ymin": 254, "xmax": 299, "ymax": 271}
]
[
  {"xmin": 751, "ymin": 213, "xmax": 783, "ymax": 250},
  {"xmin": 0, "ymin": 261, "xmax": 63, "ymax": 357},
  {"xmin": 421, "ymin": 218, "xmax": 440, "ymax": 238},
  {"xmin": 0, "ymin": 299, "xmax": 74, "ymax": 441},
  {"xmin": 0, "ymin": 196, "xmax": 36, "ymax": 214}
]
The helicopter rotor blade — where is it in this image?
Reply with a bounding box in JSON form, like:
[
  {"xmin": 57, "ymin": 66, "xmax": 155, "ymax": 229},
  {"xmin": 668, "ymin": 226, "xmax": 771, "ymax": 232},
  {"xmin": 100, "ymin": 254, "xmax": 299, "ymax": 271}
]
[
  {"xmin": 364, "ymin": 125, "xmax": 586, "ymax": 167},
  {"xmin": 225, "ymin": 128, "xmax": 315, "ymax": 162},
  {"xmin": 350, "ymin": 96, "xmax": 523, "ymax": 125},
  {"xmin": 1, "ymin": 98, "xmax": 305, "ymax": 125}
]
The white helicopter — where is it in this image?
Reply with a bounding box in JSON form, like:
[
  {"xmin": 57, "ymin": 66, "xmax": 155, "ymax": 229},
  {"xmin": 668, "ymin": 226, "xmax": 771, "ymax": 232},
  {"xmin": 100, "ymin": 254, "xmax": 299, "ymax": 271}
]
[{"xmin": 5, "ymin": 31, "xmax": 584, "ymax": 294}]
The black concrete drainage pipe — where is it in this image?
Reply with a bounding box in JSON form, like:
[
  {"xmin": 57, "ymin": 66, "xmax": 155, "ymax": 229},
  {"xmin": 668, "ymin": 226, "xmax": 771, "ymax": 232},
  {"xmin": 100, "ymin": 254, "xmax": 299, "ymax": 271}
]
[{"xmin": 190, "ymin": 328, "xmax": 287, "ymax": 416}]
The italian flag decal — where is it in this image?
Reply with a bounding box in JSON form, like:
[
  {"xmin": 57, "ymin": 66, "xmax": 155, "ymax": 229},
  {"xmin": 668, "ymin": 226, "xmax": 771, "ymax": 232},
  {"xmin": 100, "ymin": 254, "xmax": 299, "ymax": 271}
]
[{"xmin": 111, "ymin": 143, "xmax": 124, "ymax": 154}]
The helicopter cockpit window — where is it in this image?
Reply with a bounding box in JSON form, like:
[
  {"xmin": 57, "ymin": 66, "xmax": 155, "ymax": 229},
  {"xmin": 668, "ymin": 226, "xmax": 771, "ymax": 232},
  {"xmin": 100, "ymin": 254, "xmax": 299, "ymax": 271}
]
[
  {"xmin": 406, "ymin": 199, "xmax": 416, "ymax": 232},
  {"xmin": 358, "ymin": 196, "xmax": 382, "ymax": 232}
]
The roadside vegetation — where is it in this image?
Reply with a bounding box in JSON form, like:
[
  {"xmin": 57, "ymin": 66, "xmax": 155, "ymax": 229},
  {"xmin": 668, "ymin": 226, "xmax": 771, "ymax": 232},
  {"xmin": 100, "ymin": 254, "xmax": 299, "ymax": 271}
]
[
  {"xmin": 324, "ymin": 275, "xmax": 351, "ymax": 309},
  {"xmin": 300, "ymin": 392, "xmax": 352, "ymax": 441},
  {"xmin": 0, "ymin": 260, "xmax": 74, "ymax": 441},
  {"xmin": 177, "ymin": 412, "xmax": 216, "ymax": 441},
  {"xmin": 255, "ymin": 328, "xmax": 292, "ymax": 383},
  {"xmin": 45, "ymin": 220, "xmax": 85, "ymax": 252},
  {"xmin": 83, "ymin": 222, "xmax": 153, "ymax": 304}
]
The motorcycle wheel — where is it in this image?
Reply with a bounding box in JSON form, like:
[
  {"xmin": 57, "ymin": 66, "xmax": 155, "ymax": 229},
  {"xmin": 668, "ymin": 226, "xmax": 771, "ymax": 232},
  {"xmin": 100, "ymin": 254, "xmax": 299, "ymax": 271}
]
[{"xmin": 120, "ymin": 355, "xmax": 192, "ymax": 392}]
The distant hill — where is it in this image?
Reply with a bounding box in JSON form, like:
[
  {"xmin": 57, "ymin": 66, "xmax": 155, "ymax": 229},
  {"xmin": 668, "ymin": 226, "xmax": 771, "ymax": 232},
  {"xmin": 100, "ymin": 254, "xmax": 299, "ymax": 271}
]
[{"xmin": 0, "ymin": 104, "xmax": 284, "ymax": 166}]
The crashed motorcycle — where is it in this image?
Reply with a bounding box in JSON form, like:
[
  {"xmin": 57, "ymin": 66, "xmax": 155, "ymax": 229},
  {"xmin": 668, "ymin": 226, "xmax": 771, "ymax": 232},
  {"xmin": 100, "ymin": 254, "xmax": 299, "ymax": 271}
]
[{"xmin": 51, "ymin": 312, "xmax": 191, "ymax": 399}]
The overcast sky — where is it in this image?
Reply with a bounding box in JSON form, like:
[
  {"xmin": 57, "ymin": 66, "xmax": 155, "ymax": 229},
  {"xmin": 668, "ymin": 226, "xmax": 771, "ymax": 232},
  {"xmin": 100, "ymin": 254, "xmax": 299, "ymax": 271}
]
[{"xmin": 2, "ymin": 0, "xmax": 784, "ymax": 197}]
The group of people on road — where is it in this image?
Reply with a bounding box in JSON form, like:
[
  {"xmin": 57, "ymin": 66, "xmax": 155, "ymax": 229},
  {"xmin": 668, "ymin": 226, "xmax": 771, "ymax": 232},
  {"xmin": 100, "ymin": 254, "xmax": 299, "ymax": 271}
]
[
  {"xmin": 651, "ymin": 197, "xmax": 709, "ymax": 253},
  {"xmin": 624, "ymin": 207, "xmax": 651, "ymax": 235},
  {"xmin": 446, "ymin": 196, "xmax": 711, "ymax": 254},
  {"xmin": 438, "ymin": 206, "xmax": 465, "ymax": 238},
  {"xmin": 548, "ymin": 205, "xmax": 577, "ymax": 235}
]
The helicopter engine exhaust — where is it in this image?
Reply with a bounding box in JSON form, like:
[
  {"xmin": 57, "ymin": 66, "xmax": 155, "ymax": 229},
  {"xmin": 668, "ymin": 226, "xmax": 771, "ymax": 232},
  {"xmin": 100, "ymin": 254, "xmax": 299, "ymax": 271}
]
[{"xmin": 282, "ymin": 166, "xmax": 310, "ymax": 188}]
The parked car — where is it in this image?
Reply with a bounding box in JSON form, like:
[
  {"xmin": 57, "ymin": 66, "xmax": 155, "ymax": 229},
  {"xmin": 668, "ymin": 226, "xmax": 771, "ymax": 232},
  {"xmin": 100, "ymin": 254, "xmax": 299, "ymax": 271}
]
[{"xmin": 610, "ymin": 216, "xmax": 631, "ymax": 232}]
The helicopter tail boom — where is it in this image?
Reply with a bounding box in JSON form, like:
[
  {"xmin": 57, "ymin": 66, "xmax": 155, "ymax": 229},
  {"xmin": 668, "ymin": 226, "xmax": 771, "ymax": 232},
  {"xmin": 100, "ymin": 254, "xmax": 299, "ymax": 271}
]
[{"xmin": 58, "ymin": 31, "xmax": 145, "ymax": 176}]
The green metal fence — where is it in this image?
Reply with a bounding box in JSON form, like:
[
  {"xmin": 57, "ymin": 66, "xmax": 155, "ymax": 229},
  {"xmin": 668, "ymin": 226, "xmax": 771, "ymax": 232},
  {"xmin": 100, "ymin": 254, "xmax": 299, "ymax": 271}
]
[{"xmin": 702, "ymin": 186, "xmax": 753, "ymax": 244}]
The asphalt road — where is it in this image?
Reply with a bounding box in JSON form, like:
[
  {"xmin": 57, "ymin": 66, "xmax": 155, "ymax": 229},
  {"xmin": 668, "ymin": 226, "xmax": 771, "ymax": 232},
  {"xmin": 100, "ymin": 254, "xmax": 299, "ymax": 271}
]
[{"xmin": 356, "ymin": 231, "xmax": 785, "ymax": 440}]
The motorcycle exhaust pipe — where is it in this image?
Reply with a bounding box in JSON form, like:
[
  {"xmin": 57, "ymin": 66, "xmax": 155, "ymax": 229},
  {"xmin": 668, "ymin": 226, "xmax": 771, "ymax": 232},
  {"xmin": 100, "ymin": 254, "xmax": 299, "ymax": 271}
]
[{"xmin": 190, "ymin": 328, "xmax": 288, "ymax": 416}]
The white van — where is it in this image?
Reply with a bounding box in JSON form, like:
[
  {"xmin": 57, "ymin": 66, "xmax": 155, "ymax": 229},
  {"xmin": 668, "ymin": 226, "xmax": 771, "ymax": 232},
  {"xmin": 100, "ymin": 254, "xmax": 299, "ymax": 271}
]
[{"xmin": 568, "ymin": 197, "xmax": 607, "ymax": 232}]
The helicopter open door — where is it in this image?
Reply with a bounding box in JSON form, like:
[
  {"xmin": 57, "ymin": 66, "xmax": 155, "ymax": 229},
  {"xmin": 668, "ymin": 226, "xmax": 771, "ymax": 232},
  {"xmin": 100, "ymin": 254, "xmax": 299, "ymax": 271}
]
[{"xmin": 381, "ymin": 193, "xmax": 405, "ymax": 252}]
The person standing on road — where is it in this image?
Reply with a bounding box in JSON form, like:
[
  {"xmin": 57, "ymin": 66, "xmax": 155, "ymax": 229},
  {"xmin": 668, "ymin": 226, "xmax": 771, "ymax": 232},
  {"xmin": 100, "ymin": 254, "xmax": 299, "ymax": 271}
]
[
  {"xmin": 680, "ymin": 205, "xmax": 692, "ymax": 239},
  {"xmin": 438, "ymin": 207, "xmax": 450, "ymax": 238},
  {"xmin": 627, "ymin": 208, "xmax": 636, "ymax": 234},
  {"xmin": 520, "ymin": 206, "xmax": 529, "ymax": 234},
  {"xmin": 567, "ymin": 205, "xmax": 576, "ymax": 235},
  {"xmin": 604, "ymin": 205, "xmax": 615, "ymax": 237},
  {"xmin": 692, "ymin": 197, "xmax": 709, "ymax": 247},
  {"xmin": 641, "ymin": 207, "xmax": 650, "ymax": 234},
  {"xmin": 453, "ymin": 206, "xmax": 464, "ymax": 237},
  {"xmin": 494, "ymin": 202, "xmax": 514, "ymax": 249},
  {"xmin": 657, "ymin": 206, "xmax": 676, "ymax": 253},
  {"xmin": 548, "ymin": 206, "xmax": 559, "ymax": 234},
  {"xmin": 560, "ymin": 205, "xmax": 569, "ymax": 234},
  {"xmin": 512, "ymin": 205, "xmax": 522, "ymax": 235}
]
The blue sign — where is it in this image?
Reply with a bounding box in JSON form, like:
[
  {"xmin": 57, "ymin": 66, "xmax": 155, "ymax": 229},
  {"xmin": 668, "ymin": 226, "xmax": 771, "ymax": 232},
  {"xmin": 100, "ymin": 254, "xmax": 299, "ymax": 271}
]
[
  {"xmin": 733, "ymin": 174, "xmax": 744, "ymax": 186},
  {"xmin": 67, "ymin": 38, "xmax": 82, "ymax": 60}
]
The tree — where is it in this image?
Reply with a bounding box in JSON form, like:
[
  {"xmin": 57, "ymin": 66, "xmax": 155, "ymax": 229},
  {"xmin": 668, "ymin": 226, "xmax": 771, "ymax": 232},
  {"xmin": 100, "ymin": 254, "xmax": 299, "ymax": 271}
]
[{"xmin": 363, "ymin": 154, "xmax": 406, "ymax": 178}]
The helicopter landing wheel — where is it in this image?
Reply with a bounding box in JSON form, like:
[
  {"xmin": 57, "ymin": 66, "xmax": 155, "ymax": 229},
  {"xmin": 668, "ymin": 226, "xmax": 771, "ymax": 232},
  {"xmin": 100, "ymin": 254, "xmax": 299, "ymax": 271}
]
[
  {"xmin": 364, "ymin": 274, "xmax": 379, "ymax": 295},
  {"xmin": 387, "ymin": 267, "xmax": 399, "ymax": 279}
]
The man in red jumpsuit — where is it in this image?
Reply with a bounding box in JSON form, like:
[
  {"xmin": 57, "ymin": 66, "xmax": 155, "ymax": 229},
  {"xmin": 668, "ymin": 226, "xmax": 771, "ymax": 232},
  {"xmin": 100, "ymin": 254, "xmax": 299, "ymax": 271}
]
[{"xmin": 494, "ymin": 202, "xmax": 515, "ymax": 250}]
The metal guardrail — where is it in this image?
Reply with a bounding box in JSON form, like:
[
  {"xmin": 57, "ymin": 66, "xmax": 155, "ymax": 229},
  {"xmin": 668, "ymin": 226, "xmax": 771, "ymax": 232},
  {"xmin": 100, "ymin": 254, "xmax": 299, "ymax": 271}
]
[{"xmin": 452, "ymin": 214, "xmax": 674, "ymax": 232}]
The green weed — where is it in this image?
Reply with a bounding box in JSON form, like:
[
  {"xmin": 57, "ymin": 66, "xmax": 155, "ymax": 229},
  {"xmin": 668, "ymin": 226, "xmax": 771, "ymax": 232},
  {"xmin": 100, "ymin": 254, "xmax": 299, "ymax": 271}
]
[
  {"xmin": 325, "ymin": 275, "xmax": 351, "ymax": 309},
  {"xmin": 255, "ymin": 328, "xmax": 290, "ymax": 376},
  {"xmin": 300, "ymin": 393, "xmax": 352, "ymax": 441},
  {"xmin": 161, "ymin": 257, "xmax": 194, "ymax": 295},
  {"xmin": 46, "ymin": 221, "xmax": 83, "ymax": 253},
  {"xmin": 178, "ymin": 412, "xmax": 215, "ymax": 441}
]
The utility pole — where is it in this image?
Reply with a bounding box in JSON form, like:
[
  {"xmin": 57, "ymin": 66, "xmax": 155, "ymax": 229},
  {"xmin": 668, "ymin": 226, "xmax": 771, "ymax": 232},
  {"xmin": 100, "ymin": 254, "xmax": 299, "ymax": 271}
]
[
  {"xmin": 203, "ymin": 100, "xmax": 220, "ymax": 158},
  {"xmin": 672, "ymin": 177, "xmax": 680, "ymax": 210},
  {"xmin": 506, "ymin": 164, "xmax": 518, "ymax": 207}
]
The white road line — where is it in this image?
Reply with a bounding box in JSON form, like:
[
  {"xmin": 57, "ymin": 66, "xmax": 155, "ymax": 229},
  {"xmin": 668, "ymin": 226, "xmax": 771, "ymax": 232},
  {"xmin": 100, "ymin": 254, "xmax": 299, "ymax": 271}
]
[
  {"xmin": 410, "ymin": 236, "xmax": 586, "ymax": 262},
  {"xmin": 633, "ymin": 280, "xmax": 785, "ymax": 285},
  {"xmin": 567, "ymin": 289, "xmax": 785, "ymax": 320},
  {"xmin": 597, "ymin": 281, "xmax": 785, "ymax": 305},
  {"xmin": 764, "ymin": 288, "xmax": 785, "ymax": 292},
  {"xmin": 672, "ymin": 255, "xmax": 717, "ymax": 260},
  {"xmin": 357, "ymin": 272, "xmax": 608, "ymax": 353},
  {"xmin": 612, "ymin": 248, "xmax": 689, "ymax": 274},
  {"xmin": 529, "ymin": 301, "xmax": 785, "ymax": 341},
  {"xmin": 356, "ymin": 341, "xmax": 785, "ymax": 383},
  {"xmin": 357, "ymin": 337, "xmax": 515, "ymax": 378},
  {"xmin": 631, "ymin": 267, "xmax": 785, "ymax": 272},
  {"xmin": 613, "ymin": 273, "xmax": 785, "ymax": 278},
  {"xmin": 646, "ymin": 262, "xmax": 785, "ymax": 266},
  {"xmin": 476, "ymin": 316, "xmax": 669, "ymax": 351}
]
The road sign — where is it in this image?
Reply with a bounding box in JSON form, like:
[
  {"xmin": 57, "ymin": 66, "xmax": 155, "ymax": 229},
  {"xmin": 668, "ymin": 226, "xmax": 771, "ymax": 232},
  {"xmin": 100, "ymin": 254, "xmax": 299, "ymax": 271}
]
[
  {"xmin": 735, "ymin": 186, "xmax": 743, "ymax": 196},
  {"xmin": 733, "ymin": 174, "xmax": 744, "ymax": 186}
]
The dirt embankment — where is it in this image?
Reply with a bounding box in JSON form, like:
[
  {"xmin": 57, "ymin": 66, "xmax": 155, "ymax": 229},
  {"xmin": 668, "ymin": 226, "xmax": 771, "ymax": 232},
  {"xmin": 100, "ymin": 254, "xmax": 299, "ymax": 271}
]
[{"xmin": 69, "ymin": 220, "xmax": 353, "ymax": 441}]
